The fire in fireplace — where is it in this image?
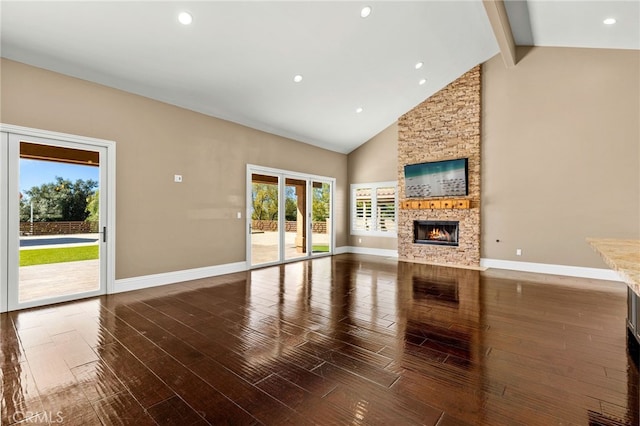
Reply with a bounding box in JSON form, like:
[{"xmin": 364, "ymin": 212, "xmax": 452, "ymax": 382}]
[{"xmin": 414, "ymin": 220, "xmax": 459, "ymax": 246}]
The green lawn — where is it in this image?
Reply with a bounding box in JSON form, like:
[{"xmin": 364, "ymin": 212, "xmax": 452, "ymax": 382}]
[
  {"xmin": 312, "ymin": 245, "xmax": 330, "ymax": 253},
  {"xmin": 20, "ymin": 245, "xmax": 99, "ymax": 267}
]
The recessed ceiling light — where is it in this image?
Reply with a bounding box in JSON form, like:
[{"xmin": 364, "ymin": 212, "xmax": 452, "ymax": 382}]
[
  {"xmin": 415, "ymin": 62, "xmax": 424, "ymax": 70},
  {"xmin": 293, "ymin": 74, "xmax": 303, "ymax": 83},
  {"xmin": 178, "ymin": 11, "xmax": 193, "ymax": 25},
  {"xmin": 360, "ymin": 6, "xmax": 372, "ymax": 18},
  {"xmin": 419, "ymin": 79, "xmax": 427, "ymax": 86},
  {"xmin": 603, "ymin": 17, "xmax": 616, "ymax": 25},
  {"xmin": 356, "ymin": 107, "xmax": 363, "ymax": 113}
]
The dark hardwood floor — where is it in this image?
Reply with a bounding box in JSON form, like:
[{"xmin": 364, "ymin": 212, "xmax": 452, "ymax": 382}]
[{"xmin": 1, "ymin": 254, "xmax": 638, "ymax": 425}]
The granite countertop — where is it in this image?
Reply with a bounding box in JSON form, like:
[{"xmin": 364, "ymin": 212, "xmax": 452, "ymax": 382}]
[{"xmin": 587, "ymin": 238, "xmax": 640, "ymax": 297}]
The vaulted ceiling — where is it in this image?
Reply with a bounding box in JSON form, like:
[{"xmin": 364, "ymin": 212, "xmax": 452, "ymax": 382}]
[{"xmin": 1, "ymin": 1, "xmax": 638, "ymax": 154}]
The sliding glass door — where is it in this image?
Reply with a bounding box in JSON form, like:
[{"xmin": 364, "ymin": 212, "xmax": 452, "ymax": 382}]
[
  {"xmin": 249, "ymin": 173, "xmax": 280, "ymax": 266},
  {"xmin": 1, "ymin": 125, "xmax": 115, "ymax": 312},
  {"xmin": 247, "ymin": 166, "xmax": 334, "ymax": 268},
  {"xmin": 284, "ymin": 177, "xmax": 308, "ymax": 262},
  {"xmin": 311, "ymin": 181, "xmax": 331, "ymax": 255}
]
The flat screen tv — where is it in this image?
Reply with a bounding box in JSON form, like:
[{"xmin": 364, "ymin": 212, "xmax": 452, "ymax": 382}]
[{"xmin": 404, "ymin": 158, "xmax": 468, "ymax": 198}]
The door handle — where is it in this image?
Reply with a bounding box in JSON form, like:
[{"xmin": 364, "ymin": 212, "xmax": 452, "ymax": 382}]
[{"xmin": 102, "ymin": 226, "xmax": 107, "ymax": 243}]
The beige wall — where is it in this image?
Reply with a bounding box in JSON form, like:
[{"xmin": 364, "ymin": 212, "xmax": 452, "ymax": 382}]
[
  {"xmin": 482, "ymin": 47, "xmax": 640, "ymax": 268},
  {"xmin": 1, "ymin": 59, "xmax": 348, "ymax": 279},
  {"xmin": 4, "ymin": 44, "xmax": 637, "ymax": 276},
  {"xmin": 349, "ymin": 46, "xmax": 639, "ymax": 270},
  {"xmin": 346, "ymin": 122, "xmax": 398, "ymax": 250}
]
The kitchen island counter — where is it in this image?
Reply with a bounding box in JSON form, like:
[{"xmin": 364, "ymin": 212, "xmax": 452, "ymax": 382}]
[
  {"xmin": 588, "ymin": 238, "xmax": 639, "ymax": 366},
  {"xmin": 588, "ymin": 238, "xmax": 640, "ymax": 297}
]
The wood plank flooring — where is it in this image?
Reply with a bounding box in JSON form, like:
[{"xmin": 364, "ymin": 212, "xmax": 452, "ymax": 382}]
[{"xmin": 1, "ymin": 254, "xmax": 638, "ymax": 425}]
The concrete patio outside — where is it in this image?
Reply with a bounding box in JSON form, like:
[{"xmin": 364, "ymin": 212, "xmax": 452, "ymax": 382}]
[
  {"xmin": 251, "ymin": 231, "xmax": 330, "ymax": 265},
  {"xmin": 19, "ymin": 259, "xmax": 99, "ymax": 303},
  {"xmin": 18, "ymin": 233, "xmax": 100, "ymax": 303}
]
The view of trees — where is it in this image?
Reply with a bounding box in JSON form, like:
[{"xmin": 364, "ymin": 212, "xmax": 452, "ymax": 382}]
[
  {"xmin": 285, "ymin": 188, "xmax": 297, "ymax": 221},
  {"xmin": 85, "ymin": 190, "xmax": 99, "ymax": 222},
  {"xmin": 251, "ymin": 183, "xmax": 330, "ymax": 222},
  {"xmin": 312, "ymin": 184, "xmax": 330, "ymax": 222},
  {"xmin": 20, "ymin": 177, "xmax": 98, "ymax": 222},
  {"xmin": 251, "ymin": 184, "xmax": 279, "ymax": 221}
]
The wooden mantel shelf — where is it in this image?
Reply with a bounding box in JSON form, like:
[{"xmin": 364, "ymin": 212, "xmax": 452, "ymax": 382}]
[{"xmin": 401, "ymin": 198, "xmax": 470, "ymax": 210}]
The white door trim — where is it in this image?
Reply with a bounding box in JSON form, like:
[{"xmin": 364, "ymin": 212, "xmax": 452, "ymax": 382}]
[
  {"xmin": 0, "ymin": 124, "xmax": 116, "ymax": 312},
  {"xmin": 0, "ymin": 132, "xmax": 8, "ymax": 312}
]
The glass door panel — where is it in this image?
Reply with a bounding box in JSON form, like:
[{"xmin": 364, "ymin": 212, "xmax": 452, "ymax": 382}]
[
  {"xmin": 284, "ymin": 177, "xmax": 307, "ymax": 261},
  {"xmin": 311, "ymin": 181, "xmax": 331, "ymax": 255},
  {"xmin": 250, "ymin": 173, "xmax": 280, "ymax": 266},
  {"xmin": 7, "ymin": 135, "xmax": 107, "ymax": 310}
]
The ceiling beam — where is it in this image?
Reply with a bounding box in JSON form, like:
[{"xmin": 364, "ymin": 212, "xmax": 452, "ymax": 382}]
[{"xmin": 482, "ymin": 0, "xmax": 517, "ymax": 67}]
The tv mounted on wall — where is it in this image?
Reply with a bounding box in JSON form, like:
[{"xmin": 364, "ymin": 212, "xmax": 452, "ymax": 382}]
[{"xmin": 404, "ymin": 158, "xmax": 468, "ymax": 198}]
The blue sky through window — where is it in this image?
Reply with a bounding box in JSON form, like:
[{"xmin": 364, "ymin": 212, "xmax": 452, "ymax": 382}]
[{"xmin": 20, "ymin": 159, "xmax": 100, "ymax": 194}]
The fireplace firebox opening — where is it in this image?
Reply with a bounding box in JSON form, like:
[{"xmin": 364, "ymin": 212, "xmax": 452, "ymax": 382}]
[{"xmin": 414, "ymin": 220, "xmax": 459, "ymax": 246}]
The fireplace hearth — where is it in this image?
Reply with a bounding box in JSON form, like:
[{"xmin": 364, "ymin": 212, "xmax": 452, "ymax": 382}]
[{"xmin": 414, "ymin": 220, "xmax": 459, "ymax": 246}]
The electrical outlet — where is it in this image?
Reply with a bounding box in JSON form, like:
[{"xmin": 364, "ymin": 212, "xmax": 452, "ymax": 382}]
[
  {"xmin": 358, "ymin": 238, "xmax": 362, "ymax": 244},
  {"xmin": 174, "ymin": 174, "xmax": 183, "ymax": 183},
  {"xmin": 516, "ymin": 248, "xmax": 522, "ymax": 256}
]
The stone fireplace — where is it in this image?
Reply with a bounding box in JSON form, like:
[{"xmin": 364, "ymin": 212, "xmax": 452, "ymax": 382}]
[
  {"xmin": 398, "ymin": 66, "xmax": 481, "ymax": 267},
  {"xmin": 414, "ymin": 220, "xmax": 459, "ymax": 246}
]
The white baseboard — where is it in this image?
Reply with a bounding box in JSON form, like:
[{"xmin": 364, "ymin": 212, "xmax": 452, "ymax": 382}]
[
  {"xmin": 480, "ymin": 258, "xmax": 622, "ymax": 282},
  {"xmin": 114, "ymin": 261, "xmax": 248, "ymax": 294},
  {"xmin": 113, "ymin": 247, "xmax": 397, "ymax": 295},
  {"xmin": 334, "ymin": 246, "xmax": 350, "ymax": 255},
  {"xmin": 338, "ymin": 246, "xmax": 399, "ymax": 258},
  {"xmin": 113, "ymin": 256, "xmax": 621, "ymax": 296}
]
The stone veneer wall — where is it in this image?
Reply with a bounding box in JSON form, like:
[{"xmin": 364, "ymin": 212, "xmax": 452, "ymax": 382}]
[{"xmin": 398, "ymin": 66, "xmax": 481, "ymax": 266}]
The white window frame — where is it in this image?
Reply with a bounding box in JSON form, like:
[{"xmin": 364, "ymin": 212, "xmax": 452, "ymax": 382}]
[{"xmin": 350, "ymin": 181, "xmax": 397, "ymax": 238}]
